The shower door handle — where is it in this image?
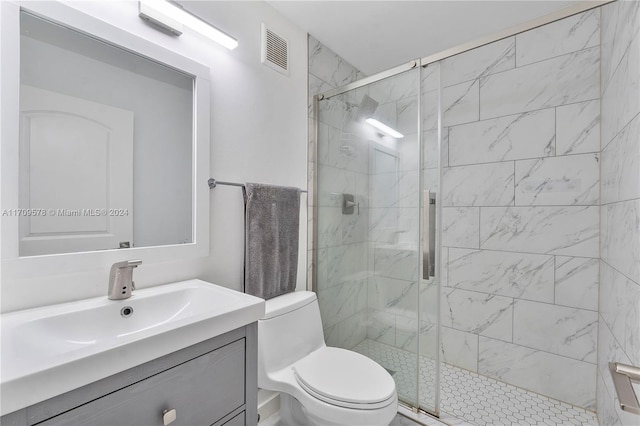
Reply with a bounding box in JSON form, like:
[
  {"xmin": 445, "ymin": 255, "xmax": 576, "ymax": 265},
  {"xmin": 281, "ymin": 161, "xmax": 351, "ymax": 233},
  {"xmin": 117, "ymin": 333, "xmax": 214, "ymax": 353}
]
[
  {"xmin": 423, "ymin": 190, "xmax": 436, "ymax": 280},
  {"xmin": 609, "ymin": 362, "xmax": 640, "ymax": 415}
]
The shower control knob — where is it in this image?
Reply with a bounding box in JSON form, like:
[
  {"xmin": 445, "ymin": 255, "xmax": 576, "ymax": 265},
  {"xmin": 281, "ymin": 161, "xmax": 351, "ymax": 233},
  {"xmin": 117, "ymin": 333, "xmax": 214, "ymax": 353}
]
[{"xmin": 162, "ymin": 408, "xmax": 177, "ymax": 425}]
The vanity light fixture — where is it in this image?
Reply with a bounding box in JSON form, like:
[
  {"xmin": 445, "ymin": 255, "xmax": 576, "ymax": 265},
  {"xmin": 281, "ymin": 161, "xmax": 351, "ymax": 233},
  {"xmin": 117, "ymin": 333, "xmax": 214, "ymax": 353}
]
[
  {"xmin": 365, "ymin": 118, "xmax": 404, "ymax": 139},
  {"xmin": 139, "ymin": 0, "xmax": 238, "ymax": 50}
]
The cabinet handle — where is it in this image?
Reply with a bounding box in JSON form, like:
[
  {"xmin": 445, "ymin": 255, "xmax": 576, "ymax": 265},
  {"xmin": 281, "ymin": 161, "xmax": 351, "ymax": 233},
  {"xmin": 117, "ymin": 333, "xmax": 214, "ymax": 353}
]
[{"xmin": 163, "ymin": 408, "xmax": 177, "ymax": 425}]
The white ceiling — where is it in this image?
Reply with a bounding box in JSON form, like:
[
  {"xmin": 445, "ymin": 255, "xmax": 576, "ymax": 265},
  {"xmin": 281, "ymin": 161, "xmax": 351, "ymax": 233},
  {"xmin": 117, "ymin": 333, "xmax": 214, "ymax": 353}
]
[{"xmin": 267, "ymin": 0, "xmax": 584, "ymax": 76}]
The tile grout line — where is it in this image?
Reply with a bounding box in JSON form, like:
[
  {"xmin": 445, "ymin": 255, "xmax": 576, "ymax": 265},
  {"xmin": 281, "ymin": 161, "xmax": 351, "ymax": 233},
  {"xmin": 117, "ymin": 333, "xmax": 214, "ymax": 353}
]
[
  {"xmin": 511, "ymin": 292, "xmax": 515, "ymax": 344},
  {"xmin": 553, "ymin": 255, "xmax": 557, "ymax": 305},
  {"xmin": 444, "ymin": 44, "xmax": 599, "ymax": 91},
  {"xmin": 440, "ymin": 283, "xmax": 599, "ymax": 313},
  {"xmin": 554, "ymin": 105, "xmax": 558, "ymax": 157},
  {"xmin": 444, "ymin": 245, "xmax": 597, "ymax": 259},
  {"xmin": 444, "ymin": 96, "xmax": 601, "ymax": 136},
  {"xmin": 476, "ymin": 206, "xmax": 482, "ymax": 250},
  {"xmin": 513, "ymin": 160, "xmax": 516, "ymax": 206}
]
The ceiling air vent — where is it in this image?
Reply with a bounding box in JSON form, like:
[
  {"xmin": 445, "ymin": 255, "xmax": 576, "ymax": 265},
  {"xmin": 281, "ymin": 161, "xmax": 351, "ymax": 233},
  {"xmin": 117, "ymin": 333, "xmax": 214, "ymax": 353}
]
[{"xmin": 261, "ymin": 23, "xmax": 289, "ymax": 75}]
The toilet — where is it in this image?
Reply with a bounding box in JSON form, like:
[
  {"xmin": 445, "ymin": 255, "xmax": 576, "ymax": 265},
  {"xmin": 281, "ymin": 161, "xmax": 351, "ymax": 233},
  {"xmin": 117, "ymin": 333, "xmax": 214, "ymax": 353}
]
[{"xmin": 257, "ymin": 291, "xmax": 398, "ymax": 426}]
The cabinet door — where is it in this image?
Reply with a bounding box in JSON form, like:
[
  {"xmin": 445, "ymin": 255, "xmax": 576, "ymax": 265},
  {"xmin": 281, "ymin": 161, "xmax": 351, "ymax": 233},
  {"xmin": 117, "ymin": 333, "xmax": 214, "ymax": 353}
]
[{"xmin": 39, "ymin": 339, "xmax": 245, "ymax": 426}]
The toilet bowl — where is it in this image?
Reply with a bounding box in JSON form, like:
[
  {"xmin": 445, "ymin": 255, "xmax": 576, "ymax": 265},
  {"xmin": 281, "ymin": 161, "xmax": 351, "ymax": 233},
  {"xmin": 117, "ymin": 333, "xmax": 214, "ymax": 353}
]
[{"xmin": 257, "ymin": 291, "xmax": 397, "ymax": 426}]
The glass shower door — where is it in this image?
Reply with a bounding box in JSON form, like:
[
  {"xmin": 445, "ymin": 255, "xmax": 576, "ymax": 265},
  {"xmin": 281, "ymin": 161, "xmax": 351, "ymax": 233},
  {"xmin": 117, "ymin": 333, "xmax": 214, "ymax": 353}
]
[
  {"xmin": 417, "ymin": 61, "xmax": 442, "ymax": 415},
  {"xmin": 314, "ymin": 66, "xmax": 438, "ymax": 413}
]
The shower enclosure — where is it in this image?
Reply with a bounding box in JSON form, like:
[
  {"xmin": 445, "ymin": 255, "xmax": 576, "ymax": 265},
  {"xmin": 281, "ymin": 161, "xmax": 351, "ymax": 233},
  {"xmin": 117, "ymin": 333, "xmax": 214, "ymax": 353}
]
[
  {"xmin": 310, "ymin": 2, "xmax": 640, "ymax": 424},
  {"xmin": 312, "ymin": 62, "xmax": 443, "ymax": 414}
]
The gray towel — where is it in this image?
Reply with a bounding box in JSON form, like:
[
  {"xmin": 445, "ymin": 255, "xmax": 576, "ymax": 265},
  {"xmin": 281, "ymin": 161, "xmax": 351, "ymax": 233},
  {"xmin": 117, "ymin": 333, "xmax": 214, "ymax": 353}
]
[{"xmin": 243, "ymin": 183, "xmax": 300, "ymax": 300}]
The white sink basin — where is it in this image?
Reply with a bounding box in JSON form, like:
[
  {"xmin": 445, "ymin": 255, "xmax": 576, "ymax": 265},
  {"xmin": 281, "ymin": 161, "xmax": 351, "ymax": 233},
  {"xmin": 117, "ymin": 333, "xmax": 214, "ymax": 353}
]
[{"xmin": 1, "ymin": 279, "xmax": 265, "ymax": 416}]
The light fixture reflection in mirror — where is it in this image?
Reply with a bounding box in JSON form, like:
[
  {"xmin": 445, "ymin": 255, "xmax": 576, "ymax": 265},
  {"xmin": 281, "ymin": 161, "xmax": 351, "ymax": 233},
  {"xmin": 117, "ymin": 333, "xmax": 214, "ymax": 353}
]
[
  {"xmin": 18, "ymin": 11, "xmax": 195, "ymax": 257},
  {"xmin": 138, "ymin": 0, "xmax": 238, "ymax": 50}
]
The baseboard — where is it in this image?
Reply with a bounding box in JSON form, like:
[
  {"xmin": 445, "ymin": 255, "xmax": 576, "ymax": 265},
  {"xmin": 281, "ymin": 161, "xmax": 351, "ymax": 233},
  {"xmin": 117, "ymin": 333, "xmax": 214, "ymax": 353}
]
[{"xmin": 257, "ymin": 389, "xmax": 280, "ymax": 423}]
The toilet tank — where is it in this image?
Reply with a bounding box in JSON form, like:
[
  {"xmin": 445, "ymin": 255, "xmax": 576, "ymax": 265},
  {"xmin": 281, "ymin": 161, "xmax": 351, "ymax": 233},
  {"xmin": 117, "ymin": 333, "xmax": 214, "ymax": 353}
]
[{"xmin": 257, "ymin": 291, "xmax": 325, "ymax": 379}]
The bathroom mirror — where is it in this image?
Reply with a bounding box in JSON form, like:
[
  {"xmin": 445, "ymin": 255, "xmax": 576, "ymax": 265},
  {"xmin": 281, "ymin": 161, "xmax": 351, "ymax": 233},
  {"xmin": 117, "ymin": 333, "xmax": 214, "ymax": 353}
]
[
  {"xmin": 18, "ymin": 11, "xmax": 193, "ymax": 256},
  {"xmin": 2, "ymin": 1, "xmax": 210, "ymax": 265}
]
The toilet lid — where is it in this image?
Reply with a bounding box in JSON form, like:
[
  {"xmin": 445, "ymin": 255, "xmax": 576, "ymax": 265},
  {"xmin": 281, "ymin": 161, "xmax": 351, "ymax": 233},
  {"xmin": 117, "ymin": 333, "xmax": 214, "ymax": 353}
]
[{"xmin": 292, "ymin": 347, "xmax": 396, "ymax": 408}]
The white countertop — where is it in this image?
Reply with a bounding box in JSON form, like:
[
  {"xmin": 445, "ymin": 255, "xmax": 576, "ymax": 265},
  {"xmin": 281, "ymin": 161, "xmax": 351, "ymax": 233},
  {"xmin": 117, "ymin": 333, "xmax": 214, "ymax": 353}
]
[{"xmin": 1, "ymin": 279, "xmax": 265, "ymax": 416}]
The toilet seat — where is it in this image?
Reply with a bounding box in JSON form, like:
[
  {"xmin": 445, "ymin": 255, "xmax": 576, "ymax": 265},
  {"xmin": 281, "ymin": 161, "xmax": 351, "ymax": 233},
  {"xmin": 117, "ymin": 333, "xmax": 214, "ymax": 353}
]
[{"xmin": 292, "ymin": 347, "xmax": 396, "ymax": 410}]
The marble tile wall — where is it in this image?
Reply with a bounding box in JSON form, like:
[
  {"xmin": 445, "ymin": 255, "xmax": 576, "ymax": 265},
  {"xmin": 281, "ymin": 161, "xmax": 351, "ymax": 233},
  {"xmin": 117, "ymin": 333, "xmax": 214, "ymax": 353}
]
[
  {"xmin": 308, "ymin": 36, "xmax": 370, "ymax": 350},
  {"xmin": 436, "ymin": 9, "xmax": 602, "ymax": 410},
  {"xmin": 597, "ymin": 2, "xmax": 640, "ymax": 425}
]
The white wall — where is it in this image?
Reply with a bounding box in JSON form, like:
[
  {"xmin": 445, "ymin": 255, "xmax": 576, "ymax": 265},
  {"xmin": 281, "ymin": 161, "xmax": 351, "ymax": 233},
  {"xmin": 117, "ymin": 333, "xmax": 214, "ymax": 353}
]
[{"xmin": 1, "ymin": 0, "xmax": 308, "ymax": 312}]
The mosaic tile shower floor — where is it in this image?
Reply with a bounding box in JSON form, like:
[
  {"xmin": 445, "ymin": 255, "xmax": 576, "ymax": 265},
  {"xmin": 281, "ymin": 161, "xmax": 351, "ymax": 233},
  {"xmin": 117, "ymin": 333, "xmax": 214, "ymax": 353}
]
[{"xmin": 352, "ymin": 339, "xmax": 599, "ymax": 426}]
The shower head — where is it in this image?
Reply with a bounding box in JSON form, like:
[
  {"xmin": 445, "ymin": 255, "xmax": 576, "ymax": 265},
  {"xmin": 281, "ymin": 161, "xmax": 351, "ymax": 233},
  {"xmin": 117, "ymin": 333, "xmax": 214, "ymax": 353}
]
[{"xmin": 355, "ymin": 94, "xmax": 378, "ymax": 122}]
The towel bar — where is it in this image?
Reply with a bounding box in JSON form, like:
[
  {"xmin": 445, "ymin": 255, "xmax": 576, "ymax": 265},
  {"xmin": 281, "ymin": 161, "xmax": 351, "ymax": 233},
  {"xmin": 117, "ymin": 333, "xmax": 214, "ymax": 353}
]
[{"xmin": 208, "ymin": 178, "xmax": 307, "ymax": 193}]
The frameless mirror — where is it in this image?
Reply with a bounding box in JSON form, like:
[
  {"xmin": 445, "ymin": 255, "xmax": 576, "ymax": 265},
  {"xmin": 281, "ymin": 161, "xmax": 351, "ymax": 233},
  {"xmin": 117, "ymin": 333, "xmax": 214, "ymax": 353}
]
[{"xmin": 18, "ymin": 11, "xmax": 194, "ymax": 256}]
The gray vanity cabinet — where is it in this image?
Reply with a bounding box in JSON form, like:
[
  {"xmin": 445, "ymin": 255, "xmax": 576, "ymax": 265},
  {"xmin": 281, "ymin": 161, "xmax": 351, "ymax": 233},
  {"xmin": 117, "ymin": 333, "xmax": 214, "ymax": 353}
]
[{"xmin": 1, "ymin": 324, "xmax": 258, "ymax": 426}]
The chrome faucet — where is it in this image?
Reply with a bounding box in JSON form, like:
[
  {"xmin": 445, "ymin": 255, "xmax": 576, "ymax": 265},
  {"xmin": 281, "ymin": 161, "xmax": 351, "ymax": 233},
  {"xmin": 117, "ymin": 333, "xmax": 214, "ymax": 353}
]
[{"xmin": 108, "ymin": 260, "xmax": 142, "ymax": 300}]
